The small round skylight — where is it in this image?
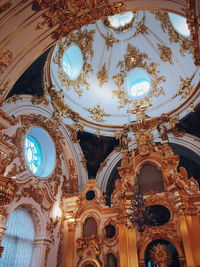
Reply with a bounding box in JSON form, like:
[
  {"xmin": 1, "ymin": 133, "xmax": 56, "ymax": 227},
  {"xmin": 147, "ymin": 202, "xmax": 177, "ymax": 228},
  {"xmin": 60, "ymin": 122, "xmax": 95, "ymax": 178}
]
[
  {"xmin": 62, "ymin": 44, "xmax": 83, "ymax": 80},
  {"xmin": 108, "ymin": 12, "xmax": 134, "ymax": 29},
  {"xmin": 126, "ymin": 68, "xmax": 151, "ymax": 99},
  {"xmin": 24, "ymin": 128, "xmax": 56, "ymax": 178},
  {"xmin": 168, "ymin": 13, "xmax": 190, "ymax": 37}
]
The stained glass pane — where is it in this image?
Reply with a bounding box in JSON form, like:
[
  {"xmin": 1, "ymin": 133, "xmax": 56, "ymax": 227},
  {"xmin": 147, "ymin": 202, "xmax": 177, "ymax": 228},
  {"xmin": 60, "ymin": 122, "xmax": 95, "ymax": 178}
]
[{"xmin": 0, "ymin": 208, "xmax": 35, "ymax": 267}]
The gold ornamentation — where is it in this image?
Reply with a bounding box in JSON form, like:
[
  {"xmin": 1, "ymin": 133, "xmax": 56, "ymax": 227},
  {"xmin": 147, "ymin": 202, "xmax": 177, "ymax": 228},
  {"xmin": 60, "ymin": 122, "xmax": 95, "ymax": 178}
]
[
  {"xmin": 54, "ymin": 29, "xmax": 95, "ymax": 96},
  {"xmin": 187, "ymin": 0, "xmax": 200, "ymax": 65},
  {"xmin": 49, "ymin": 87, "xmax": 79, "ymax": 121},
  {"xmin": 0, "ymin": 1, "xmax": 12, "ymax": 14},
  {"xmin": 31, "ymin": 83, "xmax": 49, "ymax": 105},
  {"xmin": 157, "ymin": 44, "xmax": 173, "ymax": 64},
  {"xmin": 65, "ymin": 122, "xmax": 84, "ymax": 143},
  {"xmin": 0, "ymin": 175, "xmax": 16, "ymax": 206},
  {"xmin": 175, "ymin": 74, "xmax": 195, "ymax": 99},
  {"xmin": 33, "ymin": 0, "xmax": 125, "ymax": 39},
  {"xmin": 102, "ymin": 32, "xmax": 119, "ymax": 50},
  {"xmin": 153, "ymin": 11, "xmax": 192, "ymax": 56},
  {"xmin": 113, "ymin": 44, "xmax": 166, "ymax": 108},
  {"xmin": 5, "ymin": 94, "xmax": 22, "ymax": 104},
  {"xmin": 157, "ymin": 114, "xmax": 179, "ymax": 142},
  {"xmin": 76, "ymin": 235, "xmax": 103, "ymax": 257},
  {"xmin": 0, "ymin": 80, "xmax": 11, "ymax": 105},
  {"xmin": 97, "ymin": 63, "xmax": 108, "ymax": 87},
  {"xmin": 85, "ymin": 104, "xmax": 110, "ymax": 122},
  {"xmin": 150, "ymin": 244, "xmax": 172, "ymax": 265},
  {"xmin": 133, "ymin": 16, "xmax": 148, "ymax": 37},
  {"xmin": 0, "ymin": 49, "xmax": 12, "ymax": 74}
]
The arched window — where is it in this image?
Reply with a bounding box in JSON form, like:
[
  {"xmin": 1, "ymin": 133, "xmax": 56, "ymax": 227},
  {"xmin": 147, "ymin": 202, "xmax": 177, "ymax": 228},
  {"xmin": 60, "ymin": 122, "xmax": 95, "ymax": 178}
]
[
  {"xmin": 83, "ymin": 217, "xmax": 97, "ymax": 238},
  {"xmin": 105, "ymin": 253, "xmax": 118, "ymax": 267},
  {"xmin": 137, "ymin": 164, "xmax": 164, "ymax": 194},
  {"xmin": 0, "ymin": 208, "xmax": 35, "ymax": 267}
]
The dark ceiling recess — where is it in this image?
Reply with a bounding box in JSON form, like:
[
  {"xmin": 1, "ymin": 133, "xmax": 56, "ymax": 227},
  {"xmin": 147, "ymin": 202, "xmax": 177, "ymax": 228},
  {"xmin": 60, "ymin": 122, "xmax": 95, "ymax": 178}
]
[
  {"xmin": 178, "ymin": 103, "xmax": 200, "ymax": 138},
  {"xmin": 77, "ymin": 131, "xmax": 119, "ymax": 179},
  {"xmin": 6, "ymin": 49, "xmax": 50, "ymax": 99}
]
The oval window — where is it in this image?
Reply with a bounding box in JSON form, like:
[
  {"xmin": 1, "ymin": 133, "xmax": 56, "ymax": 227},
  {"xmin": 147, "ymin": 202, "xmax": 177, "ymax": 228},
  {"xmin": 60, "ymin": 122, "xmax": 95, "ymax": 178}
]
[
  {"xmin": 126, "ymin": 68, "xmax": 151, "ymax": 99},
  {"xmin": 108, "ymin": 12, "xmax": 134, "ymax": 29},
  {"xmin": 62, "ymin": 44, "xmax": 83, "ymax": 80},
  {"xmin": 24, "ymin": 127, "xmax": 56, "ymax": 178},
  {"xmin": 168, "ymin": 13, "xmax": 190, "ymax": 37}
]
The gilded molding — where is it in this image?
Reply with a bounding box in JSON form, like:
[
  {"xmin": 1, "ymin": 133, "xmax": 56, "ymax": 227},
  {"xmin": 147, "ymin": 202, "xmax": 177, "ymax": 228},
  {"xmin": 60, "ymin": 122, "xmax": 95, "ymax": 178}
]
[
  {"xmin": 157, "ymin": 44, "xmax": 173, "ymax": 64},
  {"xmin": 113, "ymin": 44, "xmax": 166, "ymax": 108},
  {"xmin": 175, "ymin": 74, "xmax": 195, "ymax": 99},
  {"xmin": 97, "ymin": 63, "xmax": 108, "ymax": 87},
  {"xmin": 33, "ymin": 0, "xmax": 126, "ymax": 39},
  {"xmin": 153, "ymin": 11, "xmax": 192, "ymax": 56},
  {"xmin": 0, "ymin": 49, "xmax": 12, "ymax": 74},
  {"xmin": 85, "ymin": 104, "xmax": 111, "ymax": 122}
]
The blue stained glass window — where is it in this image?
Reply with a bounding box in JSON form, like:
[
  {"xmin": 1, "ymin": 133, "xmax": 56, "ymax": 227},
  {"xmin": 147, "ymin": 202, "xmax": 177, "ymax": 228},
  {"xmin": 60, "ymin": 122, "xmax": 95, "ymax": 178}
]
[
  {"xmin": 24, "ymin": 135, "xmax": 43, "ymax": 175},
  {"xmin": 108, "ymin": 12, "xmax": 134, "ymax": 28},
  {"xmin": 0, "ymin": 208, "xmax": 35, "ymax": 267}
]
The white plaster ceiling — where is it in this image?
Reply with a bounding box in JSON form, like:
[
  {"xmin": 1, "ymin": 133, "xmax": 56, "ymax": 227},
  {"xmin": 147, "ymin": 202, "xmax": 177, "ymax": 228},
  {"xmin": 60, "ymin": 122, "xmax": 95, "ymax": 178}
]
[{"xmin": 50, "ymin": 10, "xmax": 200, "ymax": 133}]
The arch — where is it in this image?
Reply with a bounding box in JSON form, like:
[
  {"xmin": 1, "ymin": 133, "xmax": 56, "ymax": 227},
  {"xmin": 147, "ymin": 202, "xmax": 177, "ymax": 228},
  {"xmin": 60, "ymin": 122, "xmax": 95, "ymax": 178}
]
[
  {"xmin": 105, "ymin": 252, "xmax": 118, "ymax": 267},
  {"xmin": 0, "ymin": 207, "xmax": 35, "ymax": 267},
  {"xmin": 83, "ymin": 217, "xmax": 98, "ymax": 238},
  {"xmin": 78, "ymin": 257, "xmax": 101, "ymax": 267}
]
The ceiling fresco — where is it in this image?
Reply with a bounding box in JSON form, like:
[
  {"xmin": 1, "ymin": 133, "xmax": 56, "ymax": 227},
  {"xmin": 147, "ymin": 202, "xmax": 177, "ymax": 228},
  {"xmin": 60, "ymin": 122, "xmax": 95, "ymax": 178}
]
[{"xmin": 50, "ymin": 10, "xmax": 200, "ymax": 133}]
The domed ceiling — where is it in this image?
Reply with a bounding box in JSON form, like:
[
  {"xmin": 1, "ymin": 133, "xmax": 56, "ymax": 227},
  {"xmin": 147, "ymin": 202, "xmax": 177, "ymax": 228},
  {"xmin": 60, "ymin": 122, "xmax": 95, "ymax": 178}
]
[{"xmin": 50, "ymin": 10, "xmax": 200, "ymax": 135}]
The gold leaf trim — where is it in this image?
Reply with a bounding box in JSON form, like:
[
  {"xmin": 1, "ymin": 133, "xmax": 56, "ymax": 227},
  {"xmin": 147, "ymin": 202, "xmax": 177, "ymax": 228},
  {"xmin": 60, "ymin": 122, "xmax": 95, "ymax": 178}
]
[
  {"xmin": 96, "ymin": 63, "xmax": 108, "ymax": 87},
  {"xmin": 175, "ymin": 74, "xmax": 195, "ymax": 99}
]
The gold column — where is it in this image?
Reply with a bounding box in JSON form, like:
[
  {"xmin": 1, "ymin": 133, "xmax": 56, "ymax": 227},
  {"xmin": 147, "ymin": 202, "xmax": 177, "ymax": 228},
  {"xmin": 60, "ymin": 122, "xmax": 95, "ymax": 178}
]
[
  {"xmin": 179, "ymin": 215, "xmax": 200, "ymax": 267},
  {"xmin": 64, "ymin": 220, "xmax": 75, "ymax": 267},
  {"xmin": 118, "ymin": 223, "xmax": 139, "ymax": 267}
]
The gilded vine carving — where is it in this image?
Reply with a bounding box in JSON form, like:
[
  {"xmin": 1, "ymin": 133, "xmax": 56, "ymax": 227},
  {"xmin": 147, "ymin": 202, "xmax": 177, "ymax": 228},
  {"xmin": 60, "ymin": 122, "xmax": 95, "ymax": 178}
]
[
  {"xmin": 33, "ymin": 0, "xmax": 125, "ymax": 39},
  {"xmin": 175, "ymin": 74, "xmax": 195, "ymax": 99},
  {"xmin": 85, "ymin": 104, "xmax": 111, "ymax": 122},
  {"xmin": 157, "ymin": 44, "xmax": 173, "ymax": 64},
  {"xmin": 97, "ymin": 63, "xmax": 108, "ymax": 87}
]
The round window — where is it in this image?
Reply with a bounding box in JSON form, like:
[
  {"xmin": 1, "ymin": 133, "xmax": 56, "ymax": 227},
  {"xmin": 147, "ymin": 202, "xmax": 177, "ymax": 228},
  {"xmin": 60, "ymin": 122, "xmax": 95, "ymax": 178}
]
[
  {"xmin": 105, "ymin": 224, "xmax": 116, "ymax": 238},
  {"xmin": 62, "ymin": 44, "xmax": 83, "ymax": 80},
  {"xmin": 126, "ymin": 68, "xmax": 151, "ymax": 99},
  {"xmin": 86, "ymin": 190, "xmax": 95, "ymax": 200},
  {"xmin": 168, "ymin": 13, "xmax": 190, "ymax": 37},
  {"xmin": 24, "ymin": 127, "xmax": 56, "ymax": 178},
  {"xmin": 107, "ymin": 12, "xmax": 134, "ymax": 29}
]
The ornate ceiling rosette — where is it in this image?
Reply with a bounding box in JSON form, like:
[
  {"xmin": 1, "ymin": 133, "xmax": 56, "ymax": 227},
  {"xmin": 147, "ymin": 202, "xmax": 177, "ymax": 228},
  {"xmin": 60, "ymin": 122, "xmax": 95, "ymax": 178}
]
[{"xmin": 49, "ymin": 10, "xmax": 200, "ymax": 136}]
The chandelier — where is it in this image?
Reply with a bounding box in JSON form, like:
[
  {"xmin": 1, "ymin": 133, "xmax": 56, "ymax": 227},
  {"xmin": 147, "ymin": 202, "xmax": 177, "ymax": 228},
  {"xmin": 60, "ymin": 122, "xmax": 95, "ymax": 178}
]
[{"xmin": 126, "ymin": 190, "xmax": 153, "ymax": 232}]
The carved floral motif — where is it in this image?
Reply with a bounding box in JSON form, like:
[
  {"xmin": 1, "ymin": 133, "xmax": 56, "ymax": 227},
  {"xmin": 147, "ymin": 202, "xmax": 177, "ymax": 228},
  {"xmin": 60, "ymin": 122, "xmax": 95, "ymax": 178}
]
[
  {"xmin": 0, "ymin": 49, "xmax": 12, "ymax": 74},
  {"xmin": 85, "ymin": 104, "xmax": 110, "ymax": 122},
  {"xmin": 97, "ymin": 63, "xmax": 108, "ymax": 87},
  {"xmin": 157, "ymin": 44, "xmax": 173, "ymax": 64},
  {"xmin": 175, "ymin": 74, "xmax": 195, "ymax": 99}
]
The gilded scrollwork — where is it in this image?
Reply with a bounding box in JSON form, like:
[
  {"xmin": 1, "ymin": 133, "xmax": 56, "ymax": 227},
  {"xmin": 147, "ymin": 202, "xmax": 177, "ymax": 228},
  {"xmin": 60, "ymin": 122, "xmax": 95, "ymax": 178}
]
[
  {"xmin": 97, "ymin": 63, "xmax": 108, "ymax": 87},
  {"xmin": 101, "ymin": 32, "xmax": 119, "ymax": 50},
  {"xmin": 175, "ymin": 74, "xmax": 195, "ymax": 99},
  {"xmin": 112, "ymin": 43, "xmax": 166, "ymax": 109},
  {"xmin": 85, "ymin": 104, "xmax": 111, "ymax": 122},
  {"xmin": 33, "ymin": 0, "xmax": 125, "ymax": 39},
  {"xmin": 153, "ymin": 11, "xmax": 192, "ymax": 56},
  {"xmin": 0, "ymin": 49, "xmax": 12, "ymax": 74},
  {"xmin": 157, "ymin": 44, "xmax": 173, "ymax": 64}
]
